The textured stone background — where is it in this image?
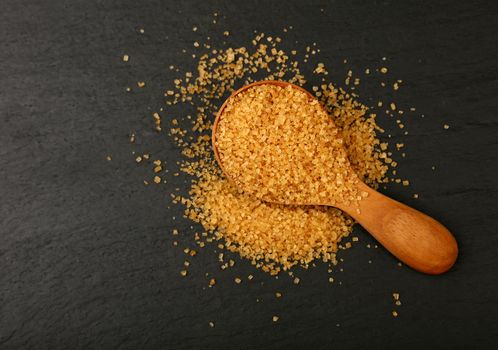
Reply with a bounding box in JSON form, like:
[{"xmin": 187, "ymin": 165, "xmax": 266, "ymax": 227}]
[{"xmin": 1, "ymin": 0, "xmax": 497, "ymax": 349}]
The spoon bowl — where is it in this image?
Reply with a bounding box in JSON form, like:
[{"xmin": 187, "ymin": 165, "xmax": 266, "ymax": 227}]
[{"xmin": 212, "ymin": 80, "xmax": 458, "ymax": 275}]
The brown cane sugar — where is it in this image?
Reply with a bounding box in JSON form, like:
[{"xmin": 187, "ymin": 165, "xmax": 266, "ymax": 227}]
[
  {"xmin": 215, "ymin": 84, "xmax": 361, "ymax": 206},
  {"xmin": 130, "ymin": 31, "xmax": 396, "ymax": 275}
]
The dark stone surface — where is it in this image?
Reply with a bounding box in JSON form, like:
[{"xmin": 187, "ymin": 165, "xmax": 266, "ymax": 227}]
[{"xmin": 1, "ymin": 0, "xmax": 497, "ymax": 349}]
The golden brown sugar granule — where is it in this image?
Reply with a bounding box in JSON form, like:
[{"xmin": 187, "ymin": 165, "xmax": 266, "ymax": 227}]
[
  {"xmin": 392, "ymin": 292, "xmax": 402, "ymax": 306},
  {"xmin": 122, "ymin": 54, "xmax": 129, "ymax": 62},
  {"xmin": 209, "ymin": 321, "xmax": 215, "ymax": 328},
  {"xmin": 209, "ymin": 278, "xmax": 216, "ymax": 286},
  {"xmin": 234, "ymin": 277, "xmax": 242, "ymax": 284},
  {"xmin": 137, "ymin": 81, "xmax": 145, "ymax": 88},
  {"xmin": 106, "ymin": 155, "xmax": 112, "ymax": 161},
  {"xmin": 275, "ymin": 292, "xmax": 282, "ymax": 298},
  {"xmin": 272, "ymin": 316, "xmax": 279, "ymax": 322},
  {"xmin": 216, "ymin": 84, "xmax": 360, "ymax": 206},
  {"xmin": 153, "ymin": 175, "xmax": 161, "ymax": 184},
  {"xmin": 392, "ymin": 311, "xmax": 398, "ymax": 317},
  {"xmin": 314, "ymin": 63, "xmax": 327, "ymax": 74},
  {"xmin": 293, "ymin": 277, "xmax": 300, "ymax": 284},
  {"xmin": 380, "ymin": 67, "xmax": 388, "ymax": 74},
  {"xmin": 180, "ymin": 270, "xmax": 188, "ymax": 277},
  {"xmin": 443, "ymin": 124, "xmax": 450, "ymax": 129}
]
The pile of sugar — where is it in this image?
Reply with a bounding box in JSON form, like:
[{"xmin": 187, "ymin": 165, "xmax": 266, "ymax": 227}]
[
  {"xmin": 155, "ymin": 32, "xmax": 390, "ymax": 275},
  {"xmin": 216, "ymin": 84, "xmax": 361, "ymax": 206}
]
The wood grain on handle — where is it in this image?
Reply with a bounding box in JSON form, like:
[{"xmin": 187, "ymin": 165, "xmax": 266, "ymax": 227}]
[{"xmin": 337, "ymin": 182, "xmax": 458, "ymax": 274}]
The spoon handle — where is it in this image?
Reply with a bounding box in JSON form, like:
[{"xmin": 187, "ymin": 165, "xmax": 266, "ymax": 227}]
[{"xmin": 339, "ymin": 182, "xmax": 458, "ymax": 274}]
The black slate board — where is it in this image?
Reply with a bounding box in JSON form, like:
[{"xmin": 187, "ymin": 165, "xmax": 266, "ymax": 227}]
[{"xmin": 1, "ymin": 1, "xmax": 498, "ymax": 349}]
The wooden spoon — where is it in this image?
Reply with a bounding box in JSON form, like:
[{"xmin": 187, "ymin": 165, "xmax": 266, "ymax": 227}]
[{"xmin": 212, "ymin": 80, "xmax": 458, "ymax": 275}]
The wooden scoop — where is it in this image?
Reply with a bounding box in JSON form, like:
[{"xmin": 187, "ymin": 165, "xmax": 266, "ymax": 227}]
[{"xmin": 212, "ymin": 80, "xmax": 458, "ymax": 275}]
